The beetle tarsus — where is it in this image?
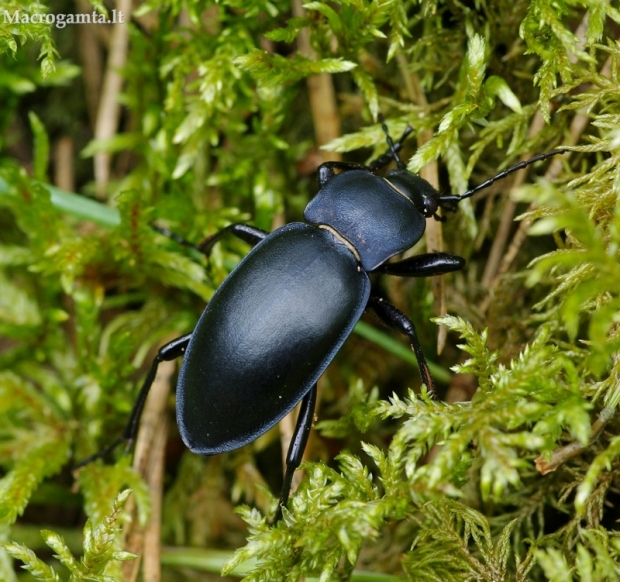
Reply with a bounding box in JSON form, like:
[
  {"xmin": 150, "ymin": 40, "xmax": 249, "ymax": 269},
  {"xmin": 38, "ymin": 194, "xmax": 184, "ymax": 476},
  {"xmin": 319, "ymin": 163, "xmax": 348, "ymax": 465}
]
[{"xmin": 74, "ymin": 435, "xmax": 126, "ymax": 468}]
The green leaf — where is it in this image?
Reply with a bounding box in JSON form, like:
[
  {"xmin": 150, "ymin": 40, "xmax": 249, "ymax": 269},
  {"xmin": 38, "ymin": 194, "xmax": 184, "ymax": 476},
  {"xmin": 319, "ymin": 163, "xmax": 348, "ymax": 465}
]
[
  {"xmin": 0, "ymin": 436, "xmax": 70, "ymax": 526},
  {"xmin": 483, "ymin": 76, "xmax": 523, "ymax": 113},
  {"xmin": 2, "ymin": 542, "xmax": 61, "ymax": 581},
  {"xmin": 234, "ymin": 50, "xmax": 356, "ymax": 85},
  {"xmin": 28, "ymin": 112, "xmax": 49, "ymax": 182}
]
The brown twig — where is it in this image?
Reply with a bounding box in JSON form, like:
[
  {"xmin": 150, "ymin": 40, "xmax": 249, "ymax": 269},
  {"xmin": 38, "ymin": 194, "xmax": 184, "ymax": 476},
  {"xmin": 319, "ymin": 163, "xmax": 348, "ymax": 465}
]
[
  {"xmin": 480, "ymin": 11, "xmax": 591, "ymax": 291},
  {"xmin": 76, "ymin": 0, "xmax": 104, "ymax": 128},
  {"xmin": 94, "ymin": 0, "xmax": 131, "ymax": 197},
  {"xmin": 535, "ymin": 405, "xmax": 616, "ymax": 475},
  {"xmin": 276, "ymin": 0, "xmax": 341, "ymax": 495},
  {"xmin": 122, "ymin": 357, "xmax": 175, "ymax": 582},
  {"xmin": 142, "ymin": 411, "xmax": 168, "ymax": 582},
  {"xmin": 54, "ymin": 137, "xmax": 75, "ymax": 193},
  {"xmin": 478, "ymin": 12, "xmax": 613, "ymax": 315},
  {"xmin": 479, "ymin": 111, "xmax": 546, "ymax": 290},
  {"xmin": 478, "ymin": 53, "xmax": 612, "ymax": 315},
  {"xmin": 396, "ymin": 54, "xmax": 447, "ymax": 353},
  {"xmin": 292, "ymin": 0, "xmax": 342, "ymax": 162}
]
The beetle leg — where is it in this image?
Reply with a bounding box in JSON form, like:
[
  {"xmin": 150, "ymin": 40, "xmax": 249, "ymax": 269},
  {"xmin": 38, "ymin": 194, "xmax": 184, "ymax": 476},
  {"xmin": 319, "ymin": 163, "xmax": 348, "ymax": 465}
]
[
  {"xmin": 317, "ymin": 162, "xmax": 367, "ymax": 188},
  {"xmin": 367, "ymin": 297, "xmax": 436, "ymax": 396},
  {"xmin": 75, "ymin": 333, "xmax": 192, "ymax": 468},
  {"xmin": 196, "ymin": 223, "xmax": 269, "ymax": 257},
  {"xmin": 377, "ymin": 252, "xmax": 466, "ymax": 277},
  {"xmin": 316, "ymin": 124, "xmax": 413, "ymax": 184},
  {"xmin": 368, "ymin": 124, "xmax": 413, "ymax": 172},
  {"xmin": 151, "ymin": 224, "xmax": 198, "ymax": 248},
  {"xmin": 274, "ymin": 383, "xmax": 318, "ymax": 523}
]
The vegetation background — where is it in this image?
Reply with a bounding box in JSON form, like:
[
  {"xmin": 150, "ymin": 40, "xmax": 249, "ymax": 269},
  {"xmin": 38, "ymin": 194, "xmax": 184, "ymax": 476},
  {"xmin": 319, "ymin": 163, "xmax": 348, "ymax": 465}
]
[{"xmin": 1, "ymin": 0, "xmax": 619, "ymax": 580}]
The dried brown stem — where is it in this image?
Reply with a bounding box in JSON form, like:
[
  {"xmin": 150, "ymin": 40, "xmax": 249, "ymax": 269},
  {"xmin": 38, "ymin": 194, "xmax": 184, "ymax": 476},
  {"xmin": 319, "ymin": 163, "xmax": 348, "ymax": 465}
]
[
  {"xmin": 478, "ymin": 12, "xmax": 612, "ymax": 314},
  {"xmin": 396, "ymin": 54, "xmax": 447, "ymax": 353},
  {"xmin": 76, "ymin": 0, "xmax": 104, "ymax": 128},
  {"xmin": 54, "ymin": 137, "xmax": 74, "ymax": 192},
  {"xmin": 122, "ymin": 357, "xmax": 175, "ymax": 582},
  {"xmin": 292, "ymin": 0, "xmax": 341, "ymax": 162},
  {"xmin": 275, "ymin": 0, "xmax": 340, "ymax": 494},
  {"xmin": 480, "ymin": 112, "xmax": 546, "ymax": 290},
  {"xmin": 479, "ymin": 53, "xmax": 612, "ymax": 315},
  {"xmin": 536, "ymin": 406, "xmax": 616, "ymax": 475},
  {"xmin": 142, "ymin": 412, "xmax": 168, "ymax": 582},
  {"xmin": 94, "ymin": 0, "xmax": 131, "ymax": 197}
]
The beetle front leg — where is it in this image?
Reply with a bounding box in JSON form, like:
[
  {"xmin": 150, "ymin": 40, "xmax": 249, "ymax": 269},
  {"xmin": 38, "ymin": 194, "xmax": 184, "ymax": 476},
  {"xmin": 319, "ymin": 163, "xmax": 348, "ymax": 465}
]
[
  {"xmin": 368, "ymin": 125, "xmax": 414, "ymax": 172},
  {"xmin": 274, "ymin": 383, "xmax": 318, "ymax": 523},
  {"xmin": 317, "ymin": 162, "xmax": 367, "ymax": 188},
  {"xmin": 75, "ymin": 333, "xmax": 192, "ymax": 467},
  {"xmin": 367, "ymin": 297, "xmax": 436, "ymax": 396},
  {"xmin": 377, "ymin": 252, "xmax": 465, "ymax": 277}
]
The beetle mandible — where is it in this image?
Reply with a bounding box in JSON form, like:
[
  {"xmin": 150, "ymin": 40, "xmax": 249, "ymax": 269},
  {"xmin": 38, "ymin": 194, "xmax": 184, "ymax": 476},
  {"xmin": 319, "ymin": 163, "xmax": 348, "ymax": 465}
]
[{"xmin": 81, "ymin": 119, "xmax": 565, "ymax": 522}]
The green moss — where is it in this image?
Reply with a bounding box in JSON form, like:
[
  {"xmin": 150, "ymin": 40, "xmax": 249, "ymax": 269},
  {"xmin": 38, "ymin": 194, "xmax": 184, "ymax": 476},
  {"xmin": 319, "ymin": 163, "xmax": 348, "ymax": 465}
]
[{"xmin": 1, "ymin": 0, "xmax": 619, "ymax": 580}]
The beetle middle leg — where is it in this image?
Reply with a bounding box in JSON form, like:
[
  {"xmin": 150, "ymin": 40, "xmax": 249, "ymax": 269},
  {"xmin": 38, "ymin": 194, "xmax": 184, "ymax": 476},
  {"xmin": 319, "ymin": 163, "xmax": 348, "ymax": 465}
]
[
  {"xmin": 368, "ymin": 253, "xmax": 467, "ymax": 392},
  {"xmin": 274, "ymin": 383, "xmax": 318, "ymax": 523},
  {"xmin": 152, "ymin": 223, "xmax": 268, "ymax": 258},
  {"xmin": 75, "ymin": 333, "xmax": 192, "ymax": 467},
  {"xmin": 367, "ymin": 297, "xmax": 436, "ymax": 395},
  {"xmin": 378, "ymin": 252, "xmax": 466, "ymax": 278},
  {"xmin": 196, "ymin": 223, "xmax": 269, "ymax": 256}
]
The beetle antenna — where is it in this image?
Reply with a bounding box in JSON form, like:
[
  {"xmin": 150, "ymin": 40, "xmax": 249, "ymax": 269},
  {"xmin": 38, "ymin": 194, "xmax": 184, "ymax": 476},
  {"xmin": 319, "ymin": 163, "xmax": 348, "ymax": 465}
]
[
  {"xmin": 378, "ymin": 113, "xmax": 407, "ymax": 171},
  {"xmin": 438, "ymin": 149, "xmax": 568, "ymax": 207}
]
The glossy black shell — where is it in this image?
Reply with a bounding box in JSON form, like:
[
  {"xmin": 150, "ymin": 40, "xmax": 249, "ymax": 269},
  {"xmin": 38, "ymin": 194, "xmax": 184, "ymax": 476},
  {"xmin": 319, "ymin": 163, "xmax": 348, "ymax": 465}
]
[{"xmin": 176, "ymin": 223, "xmax": 370, "ymax": 454}]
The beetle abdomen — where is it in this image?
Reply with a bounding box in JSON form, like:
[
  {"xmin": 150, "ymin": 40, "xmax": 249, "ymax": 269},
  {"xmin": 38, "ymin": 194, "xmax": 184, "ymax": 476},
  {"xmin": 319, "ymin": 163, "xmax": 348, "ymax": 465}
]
[{"xmin": 176, "ymin": 223, "xmax": 370, "ymax": 454}]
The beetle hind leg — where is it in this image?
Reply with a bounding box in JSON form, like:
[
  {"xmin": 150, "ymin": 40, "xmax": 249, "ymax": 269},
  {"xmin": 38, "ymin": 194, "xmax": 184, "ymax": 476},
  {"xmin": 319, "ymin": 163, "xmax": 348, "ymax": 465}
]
[
  {"xmin": 274, "ymin": 383, "xmax": 318, "ymax": 523},
  {"xmin": 75, "ymin": 333, "xmax": 192, "ymax": 468}
]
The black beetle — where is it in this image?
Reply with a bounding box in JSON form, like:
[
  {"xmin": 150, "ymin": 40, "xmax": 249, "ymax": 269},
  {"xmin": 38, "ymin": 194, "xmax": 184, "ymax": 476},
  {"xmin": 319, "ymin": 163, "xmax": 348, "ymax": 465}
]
[{"xmin": 81, "ymin": 120, "xmax": 564, "ymax": 521}]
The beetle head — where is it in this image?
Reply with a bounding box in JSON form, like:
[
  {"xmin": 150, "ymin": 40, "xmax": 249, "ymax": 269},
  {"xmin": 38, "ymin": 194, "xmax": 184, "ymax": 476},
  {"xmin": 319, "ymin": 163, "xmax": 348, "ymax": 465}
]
[
  {"xmin": 385, "ymin": 169, "xmax": 440, "ymax": 218},
  {"xmin": 377, "ymin": 117, "xmax": 567, "ymax": 219},
  {"xmin": 375, "ymin": 118, "xmax": 441, "ymax": 219}
]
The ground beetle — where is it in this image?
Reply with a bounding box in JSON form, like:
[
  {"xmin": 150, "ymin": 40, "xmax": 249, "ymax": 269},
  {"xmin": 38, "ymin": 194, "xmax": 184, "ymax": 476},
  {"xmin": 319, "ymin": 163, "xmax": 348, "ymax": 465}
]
[{"xmin": 81, "ymin": 120, "xmax": 565, "ymax": 522}]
